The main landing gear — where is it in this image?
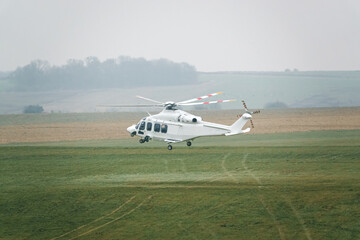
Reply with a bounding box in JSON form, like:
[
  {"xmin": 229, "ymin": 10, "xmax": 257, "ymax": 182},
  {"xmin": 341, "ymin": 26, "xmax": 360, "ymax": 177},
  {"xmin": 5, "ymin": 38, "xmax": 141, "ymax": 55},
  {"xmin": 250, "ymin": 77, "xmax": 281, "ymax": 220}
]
[
  {"xmin": 139, "ymin": 136, "xmax": 150, "ymax": 144},
  {"xmin": 168, "ymin": 141, "xmax": 191, "ymax": 150}
]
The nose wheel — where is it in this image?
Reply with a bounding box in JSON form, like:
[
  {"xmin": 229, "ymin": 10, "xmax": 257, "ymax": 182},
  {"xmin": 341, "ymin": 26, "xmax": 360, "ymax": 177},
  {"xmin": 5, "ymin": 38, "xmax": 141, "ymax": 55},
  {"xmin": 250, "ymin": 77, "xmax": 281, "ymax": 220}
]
[
  {"xmin": 168, "ymin": 145, "xmax": 173, "ymax": 150},
  {"xmin": 186, "ymin": 141, "xmax": 192, "ymax": 147}
]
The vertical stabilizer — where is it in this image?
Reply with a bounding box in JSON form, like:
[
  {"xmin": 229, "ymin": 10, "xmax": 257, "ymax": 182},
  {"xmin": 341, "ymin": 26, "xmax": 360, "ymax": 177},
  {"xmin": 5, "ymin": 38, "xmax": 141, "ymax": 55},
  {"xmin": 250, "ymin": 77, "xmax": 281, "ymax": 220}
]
[{"xmin": 225, "ymin": 113, "xmax": 252, "ymax": 136}]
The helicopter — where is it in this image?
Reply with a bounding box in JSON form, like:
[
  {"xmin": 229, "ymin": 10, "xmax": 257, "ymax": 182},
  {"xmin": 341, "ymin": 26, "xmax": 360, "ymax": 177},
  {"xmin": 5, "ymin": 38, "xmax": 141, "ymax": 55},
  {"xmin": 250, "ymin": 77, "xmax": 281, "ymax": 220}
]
[{"xmin": 103, "ymin": 92, "xmax": 259, "ymax": 150}]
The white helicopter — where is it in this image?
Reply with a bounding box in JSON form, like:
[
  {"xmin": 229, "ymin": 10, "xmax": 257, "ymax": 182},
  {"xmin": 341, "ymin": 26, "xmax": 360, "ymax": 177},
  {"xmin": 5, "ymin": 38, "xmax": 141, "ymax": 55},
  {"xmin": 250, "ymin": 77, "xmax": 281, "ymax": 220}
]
[{"xmin": 105, "ymin": 92, "xmax": 259, "ymax": 150}]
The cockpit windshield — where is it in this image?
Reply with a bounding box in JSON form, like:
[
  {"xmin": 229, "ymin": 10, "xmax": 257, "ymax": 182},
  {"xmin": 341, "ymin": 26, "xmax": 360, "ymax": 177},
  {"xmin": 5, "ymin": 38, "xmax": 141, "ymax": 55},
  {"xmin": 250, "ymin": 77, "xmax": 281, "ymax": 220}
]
[{"xmin": 139, "ymin": 121, "xmax": 146, "ymax": 130}]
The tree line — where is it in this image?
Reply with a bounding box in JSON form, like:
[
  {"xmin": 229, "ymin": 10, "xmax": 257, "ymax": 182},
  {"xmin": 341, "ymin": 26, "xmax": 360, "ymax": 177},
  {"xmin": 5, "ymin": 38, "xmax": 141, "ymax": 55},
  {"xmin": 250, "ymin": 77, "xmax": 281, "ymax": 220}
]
[{"xmin": 7, "ymin": 56, "xmax": 198, "ymax": 91}]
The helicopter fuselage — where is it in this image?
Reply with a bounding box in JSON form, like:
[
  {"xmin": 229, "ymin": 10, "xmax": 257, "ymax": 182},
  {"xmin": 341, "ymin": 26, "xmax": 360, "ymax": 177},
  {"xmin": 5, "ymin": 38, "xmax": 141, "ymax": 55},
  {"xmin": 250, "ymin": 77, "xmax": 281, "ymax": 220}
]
[{"xmin": 127, "ymin": 109, "xmax": 252, "ymax": 148}]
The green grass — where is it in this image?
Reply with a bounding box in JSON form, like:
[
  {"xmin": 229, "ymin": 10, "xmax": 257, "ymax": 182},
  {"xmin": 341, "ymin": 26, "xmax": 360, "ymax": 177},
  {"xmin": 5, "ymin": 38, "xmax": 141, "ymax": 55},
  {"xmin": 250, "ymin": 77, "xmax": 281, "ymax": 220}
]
[{"xmin": 1, "ymin": 131, "xmax": 360, "ymax": 239}]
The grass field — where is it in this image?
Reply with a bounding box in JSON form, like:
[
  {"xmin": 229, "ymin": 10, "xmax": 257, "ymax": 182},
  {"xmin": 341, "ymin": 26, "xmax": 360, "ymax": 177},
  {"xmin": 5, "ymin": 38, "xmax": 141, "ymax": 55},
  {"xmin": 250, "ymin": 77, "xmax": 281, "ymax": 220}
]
[{"xmin": 1, "ymin": 130, "xmax": 360, "ymax": 239}]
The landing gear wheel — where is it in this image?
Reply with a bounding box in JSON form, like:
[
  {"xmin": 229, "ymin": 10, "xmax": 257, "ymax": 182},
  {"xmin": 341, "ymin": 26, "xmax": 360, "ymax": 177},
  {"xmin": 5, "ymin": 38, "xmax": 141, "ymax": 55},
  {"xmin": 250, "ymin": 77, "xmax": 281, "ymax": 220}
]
[
  {"xmin": 187, "ymin": 141, "xmax": 192, "ymax": 147},
  {"xmin": 144, "ymin": 136, "xmax": 149, "ymax": 142},
  {"xmin": 168, "ymin": 145, "xmax": 173, "ymax": 150},
  {"xmin": 130, "ymin": 132, "xmax": 136, "ymax": 137},
  {"xmin": 139, "ymin": 139, "xmax": 145, "ymax": 144}
]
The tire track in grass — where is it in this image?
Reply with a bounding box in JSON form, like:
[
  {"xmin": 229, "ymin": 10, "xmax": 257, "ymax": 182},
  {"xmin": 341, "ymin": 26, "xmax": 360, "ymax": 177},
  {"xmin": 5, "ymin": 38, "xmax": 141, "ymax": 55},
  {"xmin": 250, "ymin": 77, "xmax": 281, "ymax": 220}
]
[
  {"xmin": 241, "ymin": 153, "xmax": 286, "ymax": 240},
  {"xmin": 221, "ymin": 153, "xmax": 238, "ymax": 183},
  {"xmin": 187, "ymin": 154, "xmax": 234, "ymax": 184},
  {"xmin": 187, "ymin": 156, "xmax": 224, "ymax": 184},
  {"xmin": 283, "ymin": 197, "xmax": 312, "ymax": 240},
  {"xmin": 190, "ymin": 172, "xmax": 225, "ymax": 184},
  {"xmin": 241, "ymin": 153, "xmax": 262, "ymax": 185},
  {"xmin": 192, "ymin": 154, "xmax": 234, "ymax": 183},
  {"xmin": 242, "ymin": 153, "xmax": 312, "ymax": 240},
  {"xmin": 50, "ymin": 195, "xmax": 136, "ymax": 240},
  {"xmin": 258, "ymin": 196, "xmax": 286, "ymax": 240},
  {"xmin": 68, "ymin": 195, "xmax": 153, "ymax": 240},
  {"xmin": 208, "ymin": 174, "xmax": 232, "ymax": 183}
]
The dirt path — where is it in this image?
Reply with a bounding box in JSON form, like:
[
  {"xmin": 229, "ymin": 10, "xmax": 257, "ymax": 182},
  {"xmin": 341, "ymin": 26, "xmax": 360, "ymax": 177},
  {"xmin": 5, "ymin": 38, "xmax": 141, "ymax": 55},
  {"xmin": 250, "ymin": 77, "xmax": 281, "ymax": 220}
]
[{"xmin": 1, "ymin": 107, "xmax": 360, "ymax": 144}]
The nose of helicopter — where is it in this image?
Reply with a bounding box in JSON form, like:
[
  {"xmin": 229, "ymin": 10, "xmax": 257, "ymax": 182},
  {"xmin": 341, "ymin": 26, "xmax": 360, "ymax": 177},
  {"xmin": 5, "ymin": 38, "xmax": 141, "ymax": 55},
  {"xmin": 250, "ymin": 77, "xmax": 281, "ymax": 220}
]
[{"xmin": 127, "ymin": 125, "xmax": 136, "ymax": 134}]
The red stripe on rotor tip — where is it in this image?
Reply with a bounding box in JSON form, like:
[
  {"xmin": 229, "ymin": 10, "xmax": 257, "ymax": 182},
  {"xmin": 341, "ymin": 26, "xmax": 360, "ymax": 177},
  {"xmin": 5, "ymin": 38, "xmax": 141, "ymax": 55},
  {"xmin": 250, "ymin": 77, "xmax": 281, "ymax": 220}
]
[
  {"xmin": 204, "ymin": 102, "xmax": 209, "ymax": 104},
  {"xmin": 207, "ymin": 94, "xmax": 212, "ymax": 97},
  {"xmin": 197, "ymin": 97, "xmax": 202, "ymax": 100},
  {"xmin": 218, "ymin": 100, "xmax": 223, "ymax": 103}
]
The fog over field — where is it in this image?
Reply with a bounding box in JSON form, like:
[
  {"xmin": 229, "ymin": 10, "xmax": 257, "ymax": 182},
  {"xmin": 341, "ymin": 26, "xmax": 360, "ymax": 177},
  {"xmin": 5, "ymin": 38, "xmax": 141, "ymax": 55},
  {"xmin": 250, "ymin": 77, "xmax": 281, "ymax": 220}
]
[
  {"xmin": 0, "ymin": 63, "xmax": 359, "ymax": 114},
  {"xmin": 0, "ymin": 0, "xmax": 359, "ymax": 114}
]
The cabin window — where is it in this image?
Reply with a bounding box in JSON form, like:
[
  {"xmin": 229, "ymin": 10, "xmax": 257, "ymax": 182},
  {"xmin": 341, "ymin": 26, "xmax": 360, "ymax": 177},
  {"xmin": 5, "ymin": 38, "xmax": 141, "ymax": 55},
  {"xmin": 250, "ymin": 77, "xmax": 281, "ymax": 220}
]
[
  {"xmin": 139, "ymin": 121, "xmax": 145, "ymax": 130},
  {"xmin": 147, "ymin": 122, "xmax": 152, "ymax": 131},
  {"xmin": 154, "ymin": 123, "xmax": 160, "ymax": 132},
  {"xmin": 161, "ymin": 124, "xmax": 168, "ymax": 133}
]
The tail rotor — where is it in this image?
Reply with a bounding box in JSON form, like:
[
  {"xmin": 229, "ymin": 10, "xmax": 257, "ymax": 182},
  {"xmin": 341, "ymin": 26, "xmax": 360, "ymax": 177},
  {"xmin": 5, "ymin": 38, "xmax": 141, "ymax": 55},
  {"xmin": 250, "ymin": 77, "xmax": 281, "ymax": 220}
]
[{"xmin": 241, "ymin": 100, "xmax": 260, "ymax": 128}]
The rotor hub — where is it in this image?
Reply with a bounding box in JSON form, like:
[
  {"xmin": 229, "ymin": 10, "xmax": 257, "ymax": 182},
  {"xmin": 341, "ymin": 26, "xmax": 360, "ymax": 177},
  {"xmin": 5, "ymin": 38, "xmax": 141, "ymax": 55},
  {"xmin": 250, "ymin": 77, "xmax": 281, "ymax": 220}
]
[{"xmin": 164, "ymin": 101, "xmax": 177, "ymax": 110}]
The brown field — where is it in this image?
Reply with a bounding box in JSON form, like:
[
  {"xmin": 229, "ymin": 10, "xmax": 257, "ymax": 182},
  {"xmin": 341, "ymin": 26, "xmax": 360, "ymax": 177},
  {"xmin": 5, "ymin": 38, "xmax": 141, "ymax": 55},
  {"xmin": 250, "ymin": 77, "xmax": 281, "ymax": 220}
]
[{"xmin": 1, "ymin": 107, "xmax": 360, "ymax": 144}]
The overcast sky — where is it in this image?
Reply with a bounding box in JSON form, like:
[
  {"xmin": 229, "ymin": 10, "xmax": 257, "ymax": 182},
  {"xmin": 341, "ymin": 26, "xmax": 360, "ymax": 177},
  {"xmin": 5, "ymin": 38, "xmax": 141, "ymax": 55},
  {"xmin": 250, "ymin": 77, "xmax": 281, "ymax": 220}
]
[{"xmin": 1, "ymin": 0, "xmax": 360, "ymax": 72}]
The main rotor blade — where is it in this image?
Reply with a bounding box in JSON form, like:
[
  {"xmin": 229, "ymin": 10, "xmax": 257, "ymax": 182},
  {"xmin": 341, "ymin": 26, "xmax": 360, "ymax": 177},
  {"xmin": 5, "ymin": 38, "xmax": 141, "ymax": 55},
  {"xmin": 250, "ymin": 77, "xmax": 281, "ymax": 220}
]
[
  {"xmin": 179, "ymin": 99, "xmax": 236, "ymax": 106},
  {"xmin": 97, "ymin": 104, "xmax": 163, "ymax": 108},
  {"xmin": 177, "ymin": 92, "xmax": 224, "ymax": 104},
  {"xmin": 136, "ymin": 95, "xmax": 163, "ymax": 104}
]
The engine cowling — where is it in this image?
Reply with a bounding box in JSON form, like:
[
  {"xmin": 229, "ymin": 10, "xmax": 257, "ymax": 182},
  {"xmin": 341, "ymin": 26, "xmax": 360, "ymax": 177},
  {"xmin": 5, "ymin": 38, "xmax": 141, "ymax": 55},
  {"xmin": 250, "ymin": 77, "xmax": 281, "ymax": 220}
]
[{"xmin": 178, "ymin": 114, "xmax": 202, "ymax": 123}]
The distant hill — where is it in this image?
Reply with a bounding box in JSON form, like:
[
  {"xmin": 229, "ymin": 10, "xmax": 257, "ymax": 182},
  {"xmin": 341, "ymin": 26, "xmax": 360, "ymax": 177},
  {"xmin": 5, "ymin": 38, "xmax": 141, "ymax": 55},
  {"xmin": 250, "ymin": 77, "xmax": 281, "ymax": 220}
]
[
  {"xmin": 0, "ymin": 70, "xmax": 359, "ymax": 114},
  {"xmin": 198, "ymin": 71, "xmax": 360, "ymax": 109},
  {"xmin": 0, "ymin": 71, "xmax": 10, "ymax": 79},
  {"xmin": 5, "ymin": 56, "xmax": 198, "ymax": 91}
]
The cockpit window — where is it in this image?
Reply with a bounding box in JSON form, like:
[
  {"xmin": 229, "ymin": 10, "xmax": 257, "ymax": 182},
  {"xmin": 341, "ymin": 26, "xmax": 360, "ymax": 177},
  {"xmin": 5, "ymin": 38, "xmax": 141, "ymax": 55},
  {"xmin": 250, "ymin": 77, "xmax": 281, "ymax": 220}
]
[
  {"xmin": 139, "ymin": 121, "xmax": 145, "ymax": 130},
  {"xmin": 135, "ymin": 123, "xmax": 139, "ymax": 129}
]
